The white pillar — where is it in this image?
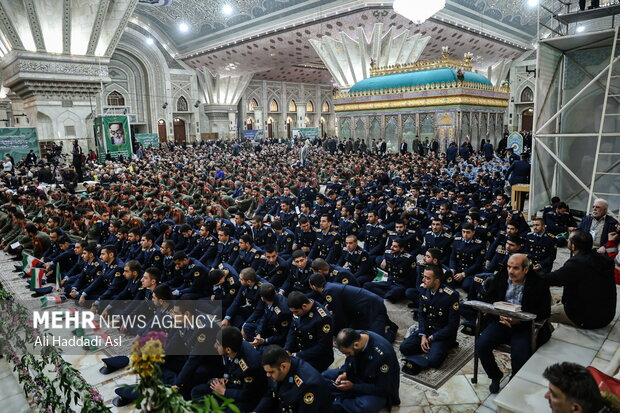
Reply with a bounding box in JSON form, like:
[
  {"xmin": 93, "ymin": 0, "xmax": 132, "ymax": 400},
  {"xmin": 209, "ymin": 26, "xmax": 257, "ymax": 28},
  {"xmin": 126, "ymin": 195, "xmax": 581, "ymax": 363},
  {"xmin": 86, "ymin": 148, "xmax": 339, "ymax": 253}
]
[{"xmin": 296, "ymin": 103, "xmax": 307, "ymax": 128}]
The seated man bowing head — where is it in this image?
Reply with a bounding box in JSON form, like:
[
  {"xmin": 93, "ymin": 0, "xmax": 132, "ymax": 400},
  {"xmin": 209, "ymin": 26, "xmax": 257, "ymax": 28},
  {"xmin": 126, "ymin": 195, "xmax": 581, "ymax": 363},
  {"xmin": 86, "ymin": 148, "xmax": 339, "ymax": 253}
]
[{"xmin": 323, "ymin": 328, "xmax": 400, "ymax": 413}]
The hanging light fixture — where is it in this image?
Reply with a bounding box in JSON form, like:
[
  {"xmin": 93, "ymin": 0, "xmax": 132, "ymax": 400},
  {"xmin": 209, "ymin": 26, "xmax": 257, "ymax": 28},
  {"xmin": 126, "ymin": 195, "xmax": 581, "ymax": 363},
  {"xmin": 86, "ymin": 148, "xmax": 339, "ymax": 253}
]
[{"xmin": 393, "ymin": 0, "xmax": 446, "ymax": 24}]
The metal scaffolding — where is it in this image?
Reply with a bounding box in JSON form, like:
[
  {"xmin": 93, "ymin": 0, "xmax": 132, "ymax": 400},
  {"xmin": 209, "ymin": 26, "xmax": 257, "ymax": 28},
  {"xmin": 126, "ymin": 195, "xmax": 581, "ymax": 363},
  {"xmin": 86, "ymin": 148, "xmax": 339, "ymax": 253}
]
[{"xmin": 530, "ymin": 27, "xmax": 620, "ymax": 216}]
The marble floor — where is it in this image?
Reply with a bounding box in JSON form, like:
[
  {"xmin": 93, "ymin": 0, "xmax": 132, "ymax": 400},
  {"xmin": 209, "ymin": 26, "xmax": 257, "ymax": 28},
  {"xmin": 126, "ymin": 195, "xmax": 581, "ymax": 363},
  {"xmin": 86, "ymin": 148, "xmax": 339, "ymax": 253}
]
[{"xmin": 0, "ymin": 246, "xmax": 616, "ymax": 412}]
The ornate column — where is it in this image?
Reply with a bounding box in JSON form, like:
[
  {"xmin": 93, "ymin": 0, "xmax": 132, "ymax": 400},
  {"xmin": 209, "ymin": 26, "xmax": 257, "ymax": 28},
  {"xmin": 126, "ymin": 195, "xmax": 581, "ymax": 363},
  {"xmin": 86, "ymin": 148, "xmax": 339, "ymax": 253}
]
[
  {"xmin": 197, "ymin": 69, "xmax": 252, "ymax": 139},
  {"xmin": 0, "ymin": 0, "xmax": 139, "ymax": 151},
  {"xmin": 296, "ymin": 103, "xmax": 307, "ymax": 128}
]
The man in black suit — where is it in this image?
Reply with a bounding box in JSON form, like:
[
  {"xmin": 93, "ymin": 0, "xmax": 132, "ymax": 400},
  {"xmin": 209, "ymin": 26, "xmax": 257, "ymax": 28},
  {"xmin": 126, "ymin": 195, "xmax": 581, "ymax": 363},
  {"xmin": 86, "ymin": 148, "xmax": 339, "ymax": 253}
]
[
  {"xmin": 475, "ymin": 253, "xmax": 551, "ymax": 394},
  {"xmin": 542, "ymin": 230, "xmax": 616, "ymax": 330},
  {"xmin": 399, "ymin": 141, "xmax": 408, "ymax": 155}
]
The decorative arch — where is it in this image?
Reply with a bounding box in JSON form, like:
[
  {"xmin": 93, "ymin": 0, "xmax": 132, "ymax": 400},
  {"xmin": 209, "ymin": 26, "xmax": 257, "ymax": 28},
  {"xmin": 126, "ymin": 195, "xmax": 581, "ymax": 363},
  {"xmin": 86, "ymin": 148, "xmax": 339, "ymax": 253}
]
[
  {"xmin": 107, "ymin": 90, "xmax": 125, "ymax": 106},
  {"xmin": 289, "ymin": 99, "xmax": 297, "ymax": 113},
  {"xmin": 520, "ymin": 86, "xmax": 534, "ymax": 103},
  {"xmin": 322, "ymin": 101, "xmax": 330, "ymax": 113},
  {"xmin": 269, "ymin": 99, "xmax": 279, "ymax": 112},
  {"xmin": 248, "ymin": 98, "xmax": 259, "ymax": 112},
  {"xmin": 176, "ymin": 96, "xmax": 188, "ymax": 112},
  {"xmin": 307, "ymin": 100, "xmax": 315, "ymax": 112}
]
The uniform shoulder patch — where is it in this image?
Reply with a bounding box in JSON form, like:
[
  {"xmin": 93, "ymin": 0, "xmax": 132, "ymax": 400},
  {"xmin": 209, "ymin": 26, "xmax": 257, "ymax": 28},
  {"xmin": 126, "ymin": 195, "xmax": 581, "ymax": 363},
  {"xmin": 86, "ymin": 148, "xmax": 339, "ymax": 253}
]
[
  {"xmin": 454, "ymin": 237, "xmax": 462, "ymax": 241},
  {"xmin": 294, "ymin": 375, "xmax": 303, "ymax": 387},
  {"xmin": 274, "ymin": 306, "xmax": 281, "ymax": 315},
  {"xmin": 228, "ymin": 277, "xmax": 235, "ymax": 285},
  {"xmin": 475, "ymin": 239, "xmax": 482, "ymax": 243},
  {"xmin": 317, "ymin": 307, "xmax": 327, "ymax": 317},
  {"xmin": 443, "ymin": 286, "xmax": 454, "ymax": 295},
  {"xmin": 239, "ymin": 359, "xmax": 248, "ymax": 371}
]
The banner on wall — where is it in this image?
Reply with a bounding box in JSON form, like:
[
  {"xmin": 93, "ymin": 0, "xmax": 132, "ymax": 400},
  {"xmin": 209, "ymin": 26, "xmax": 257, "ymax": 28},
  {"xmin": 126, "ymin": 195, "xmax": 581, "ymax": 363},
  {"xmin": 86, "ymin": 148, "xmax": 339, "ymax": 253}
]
[
  {"xmin": 508, "ymin": 132, "xmax": 524, "ymax": 155},
  {"xmin": 94, "ymin": 116, "xmax": 133, "ymax": 160},
  {"xmin": 0, "ymin": 127, "xmax": 40, "ymax": 162},
  {"xmin": 135, "ymin": 133, "xmax": 159, "ymax": 148},
  {"xmin": 243, "ymin": 130, "xmax": 264, "ymax": 140},
  {"xmin": 292, "ymin": 127, "xmax": 319, "ymax": 141}
]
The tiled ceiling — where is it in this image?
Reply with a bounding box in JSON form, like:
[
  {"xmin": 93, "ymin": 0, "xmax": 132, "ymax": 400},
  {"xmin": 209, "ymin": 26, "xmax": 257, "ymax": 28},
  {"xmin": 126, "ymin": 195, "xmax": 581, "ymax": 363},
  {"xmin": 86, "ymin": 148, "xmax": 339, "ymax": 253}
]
[{"xmin": 183, "ymin": 10, "xmax": 525, "ymax": 84}]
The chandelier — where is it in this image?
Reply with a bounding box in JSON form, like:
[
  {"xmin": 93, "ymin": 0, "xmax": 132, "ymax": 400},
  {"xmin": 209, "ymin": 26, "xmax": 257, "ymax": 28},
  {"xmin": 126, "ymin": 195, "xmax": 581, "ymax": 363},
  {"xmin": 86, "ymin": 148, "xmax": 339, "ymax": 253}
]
[{"xmin": 393, "ymin": 0, "xmax": 446, "ymax": 24}]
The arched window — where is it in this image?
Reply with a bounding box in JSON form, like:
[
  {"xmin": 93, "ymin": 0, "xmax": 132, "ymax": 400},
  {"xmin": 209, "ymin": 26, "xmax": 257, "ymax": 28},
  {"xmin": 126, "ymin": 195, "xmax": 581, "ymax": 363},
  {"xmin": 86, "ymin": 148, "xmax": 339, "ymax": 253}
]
[
  {"xmin": 322, "ymin": 101, "xmax": 330, "ymax": 113},
  {"xmin": 289, "ymin": 100, "xmax": 297, "ymax": 112},
  {"xmin": 177, "ymin": 96, "xmax": 188, "ymax": 111},
  {"xmin": 269, "ymin": 99, "xmax": 279, "ymax": 112},
  {"xmin": 307, "ymin": 100, "xmax": 314, "ymax": 112},
  {"xmin": 248, "ymin": 98, "xmax": 258, "ymax": 112},
  {"xmin": 107, "ymin": 91, "xmax": 125, "ymax": 106},
  {"xmin": 520, "ymin": 87, "xmax": 534, "ymax": 103}
]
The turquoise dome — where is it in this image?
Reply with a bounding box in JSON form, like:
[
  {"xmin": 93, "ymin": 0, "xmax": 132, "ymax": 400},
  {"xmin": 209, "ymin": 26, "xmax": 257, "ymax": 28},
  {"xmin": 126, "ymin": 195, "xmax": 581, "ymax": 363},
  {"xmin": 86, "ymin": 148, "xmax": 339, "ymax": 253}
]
[{"xmin": 349, "ymin": 68, "xmax": 492, "ymax": 92}]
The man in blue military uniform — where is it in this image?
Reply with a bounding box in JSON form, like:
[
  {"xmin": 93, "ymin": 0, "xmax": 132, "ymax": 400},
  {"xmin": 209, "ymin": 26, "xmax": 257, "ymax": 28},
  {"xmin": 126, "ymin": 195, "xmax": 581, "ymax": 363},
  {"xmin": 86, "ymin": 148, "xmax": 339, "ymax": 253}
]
[
  {"xmin": 277, "ymin": 201, "xmax": 298, "ymax": 231},
  {"xmin": 309, "ymin": 273, "xmax": 396, "ymax": 343},
  {"xmin": 338, "ymin": 205, "xmax": 359, "ymax": 239},
  {"xmin": 338, "ymin": 235, "xmax": 374, "ymax": 284},
  {"xmin": 68, "ymin": 244, "xmax": 103, "ymax": 300},
  {"xmin": 449, "ymin": 222, "xmax": 486, "ymax": 292},
  {"xmin": 135, "ymin": 233, "xmax": 163, "ymax": 271},
  {"xmin": 207, "ymin": 267, "xmax": 240, "ymax": 313},
  {"xmin": 387, "ymin": 220, "xmax": 421, "ymax": 256},
  {"xmin": 171, "ymin": 251, "xmax": 210, "ymax": 299},
  {"xmin": 505, "ymin": 152, "xmax": 531, "ymax": 185},
  {"xmin": 358, "ymin": 211, "xmax": 388, "ymax": 261},
  {"xmin": 311, "ymin": 258, "xmax": 358, "ymax": 286},
  {"xmin": 221, "ymin": 267, "xmax": 262, "ymax": 328},
  {"xmin": 190, "ymin": 327, "xmax": 267, "ymax": 410},
  {"xmin": 544, "ymin": 201, "xmax": 576, "ymax": 236},
  {"xmin": 256, "ymin": 244, "xmax": 289, "ymax": 289},
  {"xmin": 484, "ymin": 222, "xmax": 520, "ymax": 268},
  {"xmin": 270, "ymin": 221, "xmax": 294, "ymax": 261},
  {"xmin": 232, "ymin": 234, "xmax": 263, "ymax": 273},
  {"xmin": 525, "ymin": 218, "xmax": 557, "ymax": 274},
  {"xmin": 293, "ymin": 216, "xmax": 317, "ymax": 255},
  {"xmin": 363, "ymin": 238, "xmax": 416, "ymax": 303},
  {"xmin": 423, "ymin": 218, "xmax": 453, "ymax": 266},
  {"xmin": 280, "ymin": 250, "xmax": 314, "ymax": 295},
  {"xmin": 232, "ymin": 212, "xmax": 251, "ymax": 240},
  {"xmin": 212, "ymin": 227, "xmax": 239, "ymax": 268},
  {"xmin": 400, "ymin": 264, "xmax": 460, "ymax": 375},
  {"xmin": 100, "ymin": 260, "xmax": 143, "ymax": 318},
  {"xmin": 486, "ymin": 235, "xmax": 524, "ymax": 273},
  {"xmin": 251, "ymin": 214, "xmax": 275, "ymax": 247},
  {"xmin": 245, "ymin": 283, "xmax": 292, "ymax": 348},
  {"xmin": 322, "ymin": 328, "xmax": 400, "ymax": 413},
  {"xmin": 188, "ymin": 222, "xmax": 218, "ymax": 267},
  {"xmin": 255, "ymin": 345, "xmax": 332, "ymax": 413},
  {"xmin": 285, "ymin": 291, "xmax": 334, "ymax": 372},
  {"xmin": 79, "ymin": 245, "xmax": 125, "ymax": 311},
  {"xmin": 309, "ymin": 214, "xmax": 342, "ymax": 264}
]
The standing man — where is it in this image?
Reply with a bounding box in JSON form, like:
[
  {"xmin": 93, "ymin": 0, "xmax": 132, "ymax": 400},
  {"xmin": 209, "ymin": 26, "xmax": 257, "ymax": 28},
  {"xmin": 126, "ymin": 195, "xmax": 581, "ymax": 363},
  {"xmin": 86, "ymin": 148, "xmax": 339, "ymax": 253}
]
[
  {"xmin": 322, "ymin": 328, "xmax": 400, "ymax": 412},
  {"xmin": 72, "ymin": 139, "xmax": 83, "ymax": 182}
]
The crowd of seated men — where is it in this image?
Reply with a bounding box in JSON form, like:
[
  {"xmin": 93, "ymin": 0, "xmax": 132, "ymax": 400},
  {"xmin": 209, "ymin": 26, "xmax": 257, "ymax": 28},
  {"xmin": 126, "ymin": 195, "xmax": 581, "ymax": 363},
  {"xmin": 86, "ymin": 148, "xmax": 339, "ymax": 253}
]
[{"xmin": 0, "ymin": 138, "xmax": 617, "ymax": 411}]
